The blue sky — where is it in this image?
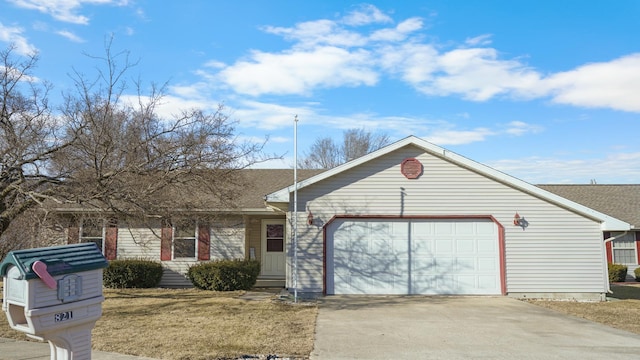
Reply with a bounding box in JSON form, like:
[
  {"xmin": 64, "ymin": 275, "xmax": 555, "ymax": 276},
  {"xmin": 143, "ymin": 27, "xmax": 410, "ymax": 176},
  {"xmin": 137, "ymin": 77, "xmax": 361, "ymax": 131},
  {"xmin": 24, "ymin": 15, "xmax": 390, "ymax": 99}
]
[{"xmin": 1, "ymin": 1, "xmax": 639, "ymax": 184}]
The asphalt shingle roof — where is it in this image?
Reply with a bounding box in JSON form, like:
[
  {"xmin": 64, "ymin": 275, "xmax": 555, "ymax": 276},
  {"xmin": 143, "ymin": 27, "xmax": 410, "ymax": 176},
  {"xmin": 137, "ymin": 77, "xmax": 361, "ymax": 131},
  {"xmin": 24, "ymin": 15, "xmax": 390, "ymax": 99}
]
[
  {"xmin": 234, "ymin": 169, "xmax": 325, "ymax": 208},
  {"xmin": 538, "ymin": 184, "xmax": 640, "ymax": 228}
]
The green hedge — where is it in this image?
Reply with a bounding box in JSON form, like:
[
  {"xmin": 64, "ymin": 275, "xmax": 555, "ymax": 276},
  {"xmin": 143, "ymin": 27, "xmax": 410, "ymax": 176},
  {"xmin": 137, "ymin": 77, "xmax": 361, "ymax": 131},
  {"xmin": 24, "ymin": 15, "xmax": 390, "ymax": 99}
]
[
  {"xmin": 103, "ymin": 259, "xmax": 163, "ymax": 288},
  {"xmin": 635, "ymin": 267, "xmax": 640, "ymax": 282},
  {"xmin": 187, "ymin": 259, "xmax": 260, "ymax": 291},
  {"xmin": 608, "ymin": 263, "xmax": 628, "ymax": 283}
]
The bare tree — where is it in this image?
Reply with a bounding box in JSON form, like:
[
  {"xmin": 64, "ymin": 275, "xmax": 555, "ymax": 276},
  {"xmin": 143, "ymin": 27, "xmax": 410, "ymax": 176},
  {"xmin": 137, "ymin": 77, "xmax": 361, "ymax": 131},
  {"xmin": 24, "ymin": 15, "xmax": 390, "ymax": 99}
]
[
  {"xmin": 0, "ymin": 45, "xmax": 66, "ymax": 237},
  {"xmin": 0, "ymin": 41, "xmax": 275, "ymax": 243},
  {"xmin": 299, "ymin": 128, "xmax": 390, "ymax": 169}
]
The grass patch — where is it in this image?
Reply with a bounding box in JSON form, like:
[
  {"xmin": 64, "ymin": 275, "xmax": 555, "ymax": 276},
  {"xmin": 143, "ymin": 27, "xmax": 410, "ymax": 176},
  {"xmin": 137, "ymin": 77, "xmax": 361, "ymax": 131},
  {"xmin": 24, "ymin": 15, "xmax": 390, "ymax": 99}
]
[
  {"xmin": 608, "ymin": 284, "xmax": 640, "ymax": 300},
  {"xmin": 530, "ymin": 285, "xmax": 640, "ymax": 336},
  {"xmin": 1, "ymin": 286, "xmax": 317, "ymax": 359}
]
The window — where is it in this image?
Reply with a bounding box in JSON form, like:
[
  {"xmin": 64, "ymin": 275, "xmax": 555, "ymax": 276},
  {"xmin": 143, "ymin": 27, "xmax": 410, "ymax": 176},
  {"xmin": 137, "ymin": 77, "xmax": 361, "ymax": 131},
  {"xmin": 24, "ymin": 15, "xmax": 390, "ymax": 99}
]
[
  {"xmin": 173, "ymin": 219, "xmax": 197, "ymax": 258},
  {"xmin": 80, "ymin": 218, "xmax": 104, "ymax": 252},
  {"xmin": 612, "ymin": 233, "xmax": 637, "ymax": 265},
  {"xmin": 266, "ymin": 223, "xmax": 284, "ymax": 252}
]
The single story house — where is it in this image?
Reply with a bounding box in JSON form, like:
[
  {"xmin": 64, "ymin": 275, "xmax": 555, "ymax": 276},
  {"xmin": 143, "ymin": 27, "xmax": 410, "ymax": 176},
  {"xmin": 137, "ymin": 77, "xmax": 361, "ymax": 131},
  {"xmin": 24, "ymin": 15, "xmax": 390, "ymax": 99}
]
[
  {"xmin": 56, "ymin": 136, "xmax": 632, "ymax": 300},
  {"xmin": 539, "ymin": 184, "xmax": 640, "ymax": 279}
]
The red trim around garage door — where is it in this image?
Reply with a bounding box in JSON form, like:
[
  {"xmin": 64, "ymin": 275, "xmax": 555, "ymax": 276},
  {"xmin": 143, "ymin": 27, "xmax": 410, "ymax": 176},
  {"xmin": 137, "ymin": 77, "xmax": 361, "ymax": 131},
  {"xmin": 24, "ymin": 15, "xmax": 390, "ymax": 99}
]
[{"xmin": 322, "ymin": 215, "xmax": 507, "ymax": 296}]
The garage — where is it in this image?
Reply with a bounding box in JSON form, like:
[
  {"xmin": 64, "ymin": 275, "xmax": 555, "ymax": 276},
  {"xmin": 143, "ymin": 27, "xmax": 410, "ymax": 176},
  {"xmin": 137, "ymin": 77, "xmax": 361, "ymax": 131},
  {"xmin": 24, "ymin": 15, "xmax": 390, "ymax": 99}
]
[{"xmin": 325, "ymin": 217, "xmax": 503, "ymax": 295}]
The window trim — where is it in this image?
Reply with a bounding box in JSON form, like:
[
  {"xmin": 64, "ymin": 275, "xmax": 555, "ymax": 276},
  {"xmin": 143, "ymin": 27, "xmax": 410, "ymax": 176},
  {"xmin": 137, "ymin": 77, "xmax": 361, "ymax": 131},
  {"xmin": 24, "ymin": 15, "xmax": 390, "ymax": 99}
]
[
  {"xmin": 612, "ymin": 232, "xmax": 638, "ymax": 265},
  {"xmin": 79, "ymin": 217, "xmax": 105, "ymax": 253},
  {"xmin": 172, "ymin": 220, "xmax": 198, "ymax": 259}
]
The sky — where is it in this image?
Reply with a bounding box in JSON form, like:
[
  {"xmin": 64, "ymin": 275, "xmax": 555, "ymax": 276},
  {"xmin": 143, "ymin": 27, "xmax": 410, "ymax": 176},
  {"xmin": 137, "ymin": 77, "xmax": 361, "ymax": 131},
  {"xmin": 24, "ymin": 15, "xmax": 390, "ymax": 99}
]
[{"xmin": 1, "ymin": 0, "xmax": 639, "ymax": 184}]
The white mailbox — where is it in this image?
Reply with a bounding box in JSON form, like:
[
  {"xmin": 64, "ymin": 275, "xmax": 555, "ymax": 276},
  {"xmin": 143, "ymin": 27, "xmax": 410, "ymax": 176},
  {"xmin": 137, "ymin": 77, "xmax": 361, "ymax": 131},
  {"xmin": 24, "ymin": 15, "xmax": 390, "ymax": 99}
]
[{"xmin": 1, "ymin": 243, "xmax": 108, "ymax": 360}]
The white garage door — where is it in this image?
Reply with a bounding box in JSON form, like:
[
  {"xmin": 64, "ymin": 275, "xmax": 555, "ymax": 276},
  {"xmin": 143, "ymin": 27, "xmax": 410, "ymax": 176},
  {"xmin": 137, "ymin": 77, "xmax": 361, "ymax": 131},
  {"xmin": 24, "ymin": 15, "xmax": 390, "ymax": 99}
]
[{"xmin": 326, "ymin": 218, "xmax": 501, "ymax": 295}]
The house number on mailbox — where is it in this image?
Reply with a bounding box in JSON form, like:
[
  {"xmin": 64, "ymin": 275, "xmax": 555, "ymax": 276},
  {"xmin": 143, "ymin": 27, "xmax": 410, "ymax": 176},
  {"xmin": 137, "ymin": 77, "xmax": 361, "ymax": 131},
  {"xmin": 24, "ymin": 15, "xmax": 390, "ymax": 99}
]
[{"xmin": 54, "ymin": 311, "xmax": 73, "ymax": 322}]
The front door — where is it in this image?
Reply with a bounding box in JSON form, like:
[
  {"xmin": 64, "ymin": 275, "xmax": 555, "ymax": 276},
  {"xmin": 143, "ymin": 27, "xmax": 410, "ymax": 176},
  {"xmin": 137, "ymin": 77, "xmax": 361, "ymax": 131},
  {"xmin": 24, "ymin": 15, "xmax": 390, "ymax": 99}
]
[{"xmin": 261, "ymin": 219, "xmax": 286, "ymax": 277}]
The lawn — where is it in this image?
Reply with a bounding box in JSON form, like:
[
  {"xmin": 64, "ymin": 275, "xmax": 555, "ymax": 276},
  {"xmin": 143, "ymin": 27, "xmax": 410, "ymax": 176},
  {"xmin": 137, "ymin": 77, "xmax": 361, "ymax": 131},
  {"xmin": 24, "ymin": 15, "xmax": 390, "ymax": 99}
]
[
  {"xmin": 3, "ymin": 284, "xmax": 640, "ymax": 359},
  {"xmin": 530, "ymin": 285, "xmax": 640, "ymax": 335},
  {"xmin": 0, "ymin": 287, "xmax": 318, "ymax": 360}
]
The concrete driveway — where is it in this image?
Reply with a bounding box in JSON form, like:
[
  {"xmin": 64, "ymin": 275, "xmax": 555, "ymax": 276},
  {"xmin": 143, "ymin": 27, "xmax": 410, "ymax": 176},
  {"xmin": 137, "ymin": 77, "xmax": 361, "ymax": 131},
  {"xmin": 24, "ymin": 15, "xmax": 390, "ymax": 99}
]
[{"xmin": 311, "ymin": 296, "xmax": 640, "ymax": 359}]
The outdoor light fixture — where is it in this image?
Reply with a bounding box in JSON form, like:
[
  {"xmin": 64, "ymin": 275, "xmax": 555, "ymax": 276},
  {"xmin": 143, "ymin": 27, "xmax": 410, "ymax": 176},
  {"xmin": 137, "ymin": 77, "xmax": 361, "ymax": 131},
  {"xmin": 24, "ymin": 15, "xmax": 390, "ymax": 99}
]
[
  {"xmin": 307, "ymin": 211, "xmax": 314, "ymax": 225},
  {"xmin": 513, "ymin": 212, "xmax": 528, "ymax": 230}
]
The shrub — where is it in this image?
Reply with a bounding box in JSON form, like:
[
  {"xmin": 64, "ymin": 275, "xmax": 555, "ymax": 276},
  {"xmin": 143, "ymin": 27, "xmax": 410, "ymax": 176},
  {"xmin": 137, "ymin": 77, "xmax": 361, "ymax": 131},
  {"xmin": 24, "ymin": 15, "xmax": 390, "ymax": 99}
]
[
  {"xmin": 187, "ymin": 259, "xmax": 260, "ymax": 291},
  {"xmin": 635, "ymin": 267, "xmax": 640, "ymax": 282},
  {"xmin": 103, "ymin": 259, "xmax": 163, "ymax": 288},
  {"xmin": 608, "ymin": 263, "xmax": 628, "ymax": 283}
]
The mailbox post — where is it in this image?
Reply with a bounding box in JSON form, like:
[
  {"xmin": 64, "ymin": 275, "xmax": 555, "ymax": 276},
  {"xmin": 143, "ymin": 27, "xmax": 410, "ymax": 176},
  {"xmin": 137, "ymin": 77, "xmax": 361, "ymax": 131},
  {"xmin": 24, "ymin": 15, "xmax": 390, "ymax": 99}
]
[{"xmin": 1, "ymin": 243, "xmax": 108, "ymax": 360}]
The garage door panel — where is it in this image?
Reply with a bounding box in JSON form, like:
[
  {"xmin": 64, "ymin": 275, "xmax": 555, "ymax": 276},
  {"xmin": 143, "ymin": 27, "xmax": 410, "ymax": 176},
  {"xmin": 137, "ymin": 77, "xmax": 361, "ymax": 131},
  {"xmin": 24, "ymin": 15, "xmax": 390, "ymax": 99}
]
[
  {"xmin": 435, "ymin": 257, "xmax": 454, "ymax": 273},
  {"xmin": 455, "ymin": 222, "xmax": 475, "ymax": 235},
  {"xmin": 412, "ymin": 238, "xmax": 433, "ymax": 254},
  {"xmin": 456, "ymin": 239, "xmax": 475, "ymax": 253},
  {"xmin": 434, "ymin": 222, "xmax": 454, "ymax": 234},
  {"xmin": 328, "ymin": 218, "xmax": 501, "ymax": 295},
  {"xmin": 478, "ymin": 257, "xmax": 498, "ymax": 271},
  {"xmin": 477, "ymin": 239, "xmax": 496, "ymax": 253},
  {"xmin": 436, "ymin": 239, "xmax": 454, "ymax": 253},
  {"xmin": 478, "ymin": 276, "xmax": 498, "ymax": 290},
  {"xmin": 455, "ymin": 257, "xmax": 476, "ymax": 272},
  {"xmin": 476, "ymin": 221, "xmax": 497, "ymax": 234}
]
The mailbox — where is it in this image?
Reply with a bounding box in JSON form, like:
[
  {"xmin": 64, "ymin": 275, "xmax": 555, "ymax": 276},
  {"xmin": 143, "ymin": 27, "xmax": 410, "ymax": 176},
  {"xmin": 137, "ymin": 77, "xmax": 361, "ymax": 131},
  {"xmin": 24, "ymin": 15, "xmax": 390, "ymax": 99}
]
[{"xmin": 1, "ymin": 243, "xmax": 108, "ymax": 359}]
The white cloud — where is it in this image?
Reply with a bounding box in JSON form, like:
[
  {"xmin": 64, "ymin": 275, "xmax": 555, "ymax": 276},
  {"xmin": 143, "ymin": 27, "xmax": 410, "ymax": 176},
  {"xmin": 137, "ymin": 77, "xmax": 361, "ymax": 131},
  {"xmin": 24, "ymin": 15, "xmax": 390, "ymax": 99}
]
[
  {"xmin": 424, "ymin": 48, "xmax": 542, "ymax": 101},
  {"xmin": 263, "ymin": 20, "xmax": 367, "ymax": 48},
  {"xmin": 489, "ymin": 152, "xmax": 640, "ymax": 184},
  {"xmin": 217, "ymin": 46, "xmax": 378, "ymax": 96},
  {"xmin": 341, "ymin": 4, "xmax": 393, "ymax": 26},
  {"xmin": 378, "ymin": 43, "xmax": 439, "ymax": 83},
  {"xmin": 370, "ymin": 18, "xmax": 423, "ymax": 42},
  {"xmin": 229, "ymin": 100, "xmax": 317, "ymax": 130},
  {"xmin": 0, "ymin": 23, "xmax": 37, "ymax": 55},
  {"xmin": 542, "ymin": 54, "xmax": 640, "ymax": 112},
  {"xmin": 504, "ymin": 121, "xmax": 543, "ymax": 136},
  {"xmin": 465, "ymin": 34, "xmax": 492, "ymax": 46},
  {"xmin": 120, "ymin": 94, "xmax": 220, "ymax": 121},
  {"xmin": 191, "ymin": 4, "xmax": 640, "ymax": 114},
  {"xmin": 8, "ymin": 0, "xmax": 129, "ymax": 25},
  {"xmin": 56, "ymin": 30, "xmax": 84, "ymax": 42},
  {"xmin": 425, "ymin": 128, "xmax": 495, "ymax": 145}
]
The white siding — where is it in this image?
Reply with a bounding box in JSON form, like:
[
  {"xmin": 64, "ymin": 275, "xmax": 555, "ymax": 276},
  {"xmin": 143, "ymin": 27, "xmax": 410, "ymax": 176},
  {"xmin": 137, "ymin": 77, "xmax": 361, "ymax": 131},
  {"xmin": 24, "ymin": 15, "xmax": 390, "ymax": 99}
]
[
  {"xmin": 211, "ymin": 216, "xmax": 245, "ymax": 260},
  {"xmin": 115, "ymin": 217, "xmax": 246, "ymax": 288},
  {"xmin": 287, "ymin": 145, "xmax": 607, "ymax": 296}
]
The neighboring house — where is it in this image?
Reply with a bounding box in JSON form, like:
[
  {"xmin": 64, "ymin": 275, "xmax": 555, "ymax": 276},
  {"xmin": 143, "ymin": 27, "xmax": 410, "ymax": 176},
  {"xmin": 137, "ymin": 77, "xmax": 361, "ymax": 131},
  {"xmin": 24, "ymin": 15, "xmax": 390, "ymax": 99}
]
[
  {"xmin": 55, "ymin": 136, "xmax": 631, "ymax": 300},
  {"xmin": 539, "ymin": 185, "xmax": 640, "ymax": 279}
]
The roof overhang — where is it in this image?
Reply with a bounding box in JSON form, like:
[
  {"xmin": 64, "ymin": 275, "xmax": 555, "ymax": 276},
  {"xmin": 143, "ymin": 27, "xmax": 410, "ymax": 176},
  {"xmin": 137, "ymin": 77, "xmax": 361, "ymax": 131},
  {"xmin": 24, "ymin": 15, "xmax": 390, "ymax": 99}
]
[{"xmin": 265, "ymin": 136, "xmax": 632, "ymax": 232}]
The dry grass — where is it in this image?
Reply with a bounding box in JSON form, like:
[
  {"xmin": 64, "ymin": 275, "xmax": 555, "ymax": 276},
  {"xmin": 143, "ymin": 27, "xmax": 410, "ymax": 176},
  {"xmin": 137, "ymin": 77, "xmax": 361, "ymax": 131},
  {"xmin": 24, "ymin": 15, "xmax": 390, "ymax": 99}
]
[
  {"xmin": 529, "ymin": 285, "xmax": 640, "ymax": 335},
  {"xmin": 4, "ymin": 282, "xmax": 640, "ymax": 359},
  {"xmin": 0, "ymin": 286, "xmax": 317, "ymax": 360}
]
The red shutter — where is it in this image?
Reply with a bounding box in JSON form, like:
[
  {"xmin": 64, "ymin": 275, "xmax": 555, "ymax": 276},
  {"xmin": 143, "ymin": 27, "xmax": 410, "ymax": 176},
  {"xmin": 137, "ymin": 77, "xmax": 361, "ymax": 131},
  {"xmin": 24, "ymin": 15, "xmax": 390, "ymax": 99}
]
[
  {"xmin": 635, "ymin": 232, "xmax": 640, "ymax": 265},
  {"xmin": 604, "ymin": 232, "xmax": 613, "ymax": 263},
  {"xmin": 198, "ymin": 224, "xmax": 210, "ymax": 261},
  {"xmin": 68, "ymin": 222, "xmax": 79, "ymax": 244},
  {"xmin": 161, "ymin": 221, "xmax": 173, "ymax": 261},
  {"xmin": 105, "ymin": 219, "xmax": 118, "ymax": 260}
]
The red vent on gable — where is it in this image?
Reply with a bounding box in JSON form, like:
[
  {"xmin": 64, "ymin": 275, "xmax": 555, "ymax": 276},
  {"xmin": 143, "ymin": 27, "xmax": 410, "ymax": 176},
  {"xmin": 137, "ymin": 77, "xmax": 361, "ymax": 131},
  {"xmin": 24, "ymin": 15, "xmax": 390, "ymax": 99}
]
[{"xmin": 401, "ymin": 158, "xmax": 423, "ymax": 179}]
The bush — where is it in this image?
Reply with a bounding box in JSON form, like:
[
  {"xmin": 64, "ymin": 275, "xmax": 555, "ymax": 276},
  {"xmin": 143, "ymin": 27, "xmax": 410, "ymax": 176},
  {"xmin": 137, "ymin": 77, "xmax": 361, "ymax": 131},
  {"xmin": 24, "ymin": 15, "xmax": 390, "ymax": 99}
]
[
  {"xmin": 103, "ymin": 259, "xmax": 163, "ymax": 288},
  {"xmin": 187, "ymin": 259, "xmax": 260, "ymax": 291},
  {"xmin": 635, "ymin": 267, "xmax": 640, "ymax": 282},
  {"xmin": 608, "ymin": 263, "xmax": 628, "ymax": 283}
]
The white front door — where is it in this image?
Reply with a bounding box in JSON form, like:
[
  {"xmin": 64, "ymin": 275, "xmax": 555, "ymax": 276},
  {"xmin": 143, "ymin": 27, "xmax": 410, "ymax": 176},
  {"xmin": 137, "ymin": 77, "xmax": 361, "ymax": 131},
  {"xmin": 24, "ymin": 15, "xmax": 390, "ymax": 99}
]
[{"xmin": 261, "ymin": 219, "xmax": 286, "ymax": 277}]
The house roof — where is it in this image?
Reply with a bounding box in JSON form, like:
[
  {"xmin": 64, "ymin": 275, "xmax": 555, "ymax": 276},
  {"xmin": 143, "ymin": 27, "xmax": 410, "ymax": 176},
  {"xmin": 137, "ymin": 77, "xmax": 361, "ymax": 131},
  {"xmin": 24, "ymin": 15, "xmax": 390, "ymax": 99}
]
[
  {"xmin": 538, "ymin": 184, "xmax": 640, "ymax": 229},
  {"xmin": 265, "ymin": 135, "xmax": 632, "ymax": 231},
  {"xmin": 50, "ymin": 169, "xmax": 325, "ymax": 215},
  {"xmin": 233, "ymin": 169, "xmax": 325, "ymax": 210}
]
